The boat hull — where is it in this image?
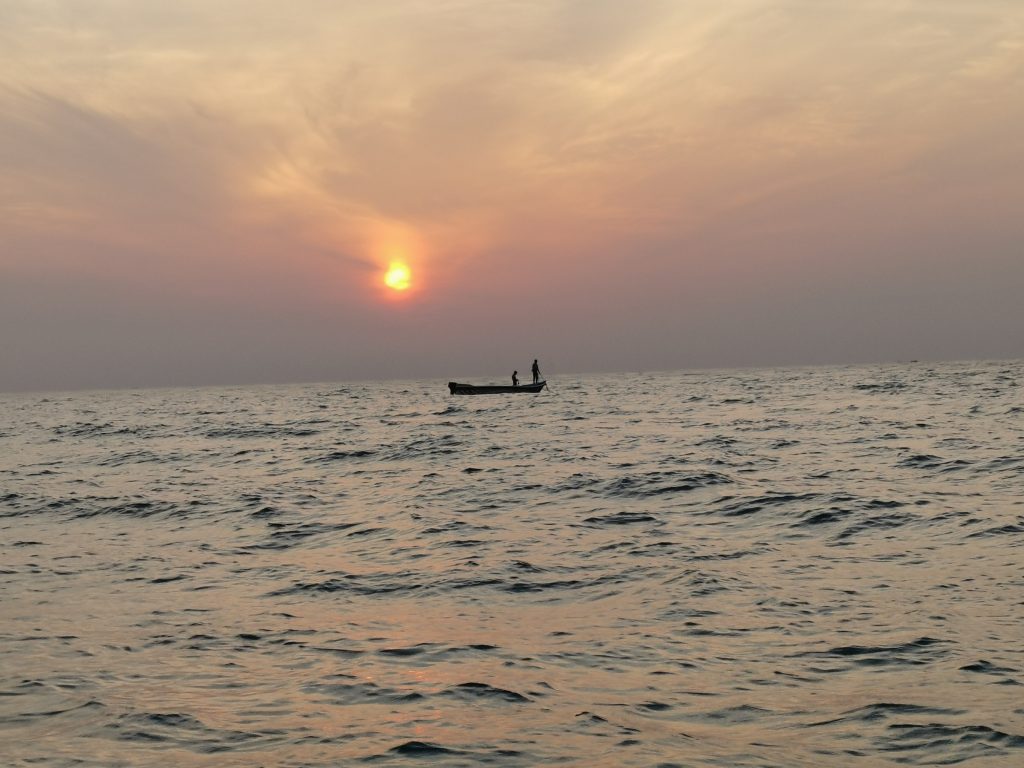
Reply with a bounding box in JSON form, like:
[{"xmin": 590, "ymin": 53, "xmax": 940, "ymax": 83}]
[{"xmin": 448, "ymin": 381, "xmax": 547, "ymax": 395}]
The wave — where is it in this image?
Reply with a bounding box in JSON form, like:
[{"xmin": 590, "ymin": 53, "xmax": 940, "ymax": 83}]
[
  {"xmin": 4, "ymin": 361, "xmax": 1023, "ymax": 767},
  {"xmin": 601, "ymin": 470, "xmax": 733, "ymax": 498},
  {"xmin": 794, "ymin": 637, "xmax": 950, "ymax": 668}
]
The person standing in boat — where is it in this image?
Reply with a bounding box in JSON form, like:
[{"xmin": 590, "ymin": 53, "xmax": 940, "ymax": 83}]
[
  {"xmin": 512, "ymin": 370, "xmax": 519, "ymax": 386},
  {"xmin": 531, "ymin": 359, "xmax": 541, "ymax": 384}
]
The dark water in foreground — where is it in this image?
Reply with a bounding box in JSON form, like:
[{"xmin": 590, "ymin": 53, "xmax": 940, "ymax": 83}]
[{"xmin": 2, "ymin": 361, "xmax": 1022, "ymax": 767}]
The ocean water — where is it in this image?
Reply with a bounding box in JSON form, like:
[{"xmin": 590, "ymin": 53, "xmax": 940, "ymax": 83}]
[{"xmin": 1, "ymin": 360, "xmax": 1022, "ymax": 768}]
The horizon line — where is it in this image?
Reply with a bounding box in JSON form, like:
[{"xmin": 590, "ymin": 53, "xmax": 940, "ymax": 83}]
[{"xmin": 1, "ymin": 355, "xmax": 1020, "ymax": 397}]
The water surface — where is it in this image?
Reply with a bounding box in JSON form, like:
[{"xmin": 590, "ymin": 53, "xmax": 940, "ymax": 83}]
[{"xmin": 2, "ymin": 361, "xmax": 1022, "ymax": 766}]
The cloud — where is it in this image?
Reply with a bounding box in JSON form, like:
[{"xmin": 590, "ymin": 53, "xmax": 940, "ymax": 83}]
[{"xmin": 1, "ymin": 0, "xmax": 1022, "ymax": 389}]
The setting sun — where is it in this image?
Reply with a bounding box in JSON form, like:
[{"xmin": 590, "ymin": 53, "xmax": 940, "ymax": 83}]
[{"xmin": 383, "ymin": 262, "xmax": 412, "ymax": 292}]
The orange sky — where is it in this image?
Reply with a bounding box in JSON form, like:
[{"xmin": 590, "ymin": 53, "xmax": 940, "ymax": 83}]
[{"xmin": 1, "ymin": 1, "xmax": 1022, "ymax": 390}]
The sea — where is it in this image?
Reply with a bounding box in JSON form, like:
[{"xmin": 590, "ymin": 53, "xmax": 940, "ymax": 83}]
[{"xmin": 1, "ymin": 360, "xmax": 1022, "ymax": 768}]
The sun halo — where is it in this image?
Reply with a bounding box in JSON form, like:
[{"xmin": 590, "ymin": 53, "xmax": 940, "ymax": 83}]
[{"xmin": 383, "ymin": 262, "xmax": 412, "ymax": 292}]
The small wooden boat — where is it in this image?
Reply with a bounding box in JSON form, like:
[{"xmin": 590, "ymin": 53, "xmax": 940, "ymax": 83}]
[{"xmin": 448, "ymin": 380, "xmax": 547, "ymax": 395}]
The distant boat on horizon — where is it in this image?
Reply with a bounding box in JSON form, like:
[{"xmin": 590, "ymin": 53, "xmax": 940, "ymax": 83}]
[{"xmin": 448, "ymin": 380, "xmax": 547, "ymax": 395}]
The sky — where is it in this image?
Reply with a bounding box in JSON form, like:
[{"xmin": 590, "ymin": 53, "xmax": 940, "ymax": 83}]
[{"xmin": 1, "ymin": 0, "xmax": 1022, "ymax": 391}]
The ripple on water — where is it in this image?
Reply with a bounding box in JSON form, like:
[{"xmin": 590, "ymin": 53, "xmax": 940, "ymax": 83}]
[{"xmin": 1, "ymin": 361, "xmax": 1022, "ymax": 767}]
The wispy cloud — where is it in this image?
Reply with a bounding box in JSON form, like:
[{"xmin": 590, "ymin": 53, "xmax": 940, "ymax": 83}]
[{"xmin": 1, "ymin": 1, "xmax": 1022, "ymax": 389}]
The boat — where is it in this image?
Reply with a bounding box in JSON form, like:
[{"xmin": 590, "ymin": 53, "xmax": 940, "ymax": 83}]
[{"xmin": 448, "ymin": 380, "xmax": 547, "ymax": 395}]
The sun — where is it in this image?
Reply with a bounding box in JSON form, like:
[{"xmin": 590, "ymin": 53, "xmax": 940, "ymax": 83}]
[{"xmin": 383, "ymin": 262, "xmax": 412, "ymax": 292}]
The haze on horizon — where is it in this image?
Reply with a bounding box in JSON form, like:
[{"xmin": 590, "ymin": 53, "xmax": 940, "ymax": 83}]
[{"xmin": 2, "ymin": 0, "xmax": 1022, "ymax": 392}]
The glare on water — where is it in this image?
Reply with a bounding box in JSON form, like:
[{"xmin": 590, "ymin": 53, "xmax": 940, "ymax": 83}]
[{"xmin": 1, "ymin": 361, "xmax": 1022, "ymax": 767}]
